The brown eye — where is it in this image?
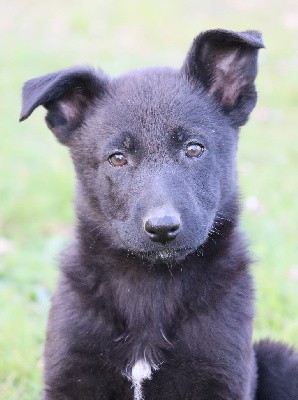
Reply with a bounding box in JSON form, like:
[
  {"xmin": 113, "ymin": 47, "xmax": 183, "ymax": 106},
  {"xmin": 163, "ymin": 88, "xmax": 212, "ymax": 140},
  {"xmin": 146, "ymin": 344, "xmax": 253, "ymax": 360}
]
[
  {"xmin": 185, "ymin": 143, "xmax": 204, "ymax": 158},
  {"xmin": 108, "ymin": 153, "xmax": 128, "ymax": 167}
]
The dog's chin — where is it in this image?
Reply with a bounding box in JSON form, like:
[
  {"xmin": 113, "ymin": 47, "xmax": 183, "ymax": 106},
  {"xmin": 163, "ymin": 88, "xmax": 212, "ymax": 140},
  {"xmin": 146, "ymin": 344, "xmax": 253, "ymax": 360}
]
[{"xmin": 133, "ymin": 247, "xmax": 195, "ymax": 264}]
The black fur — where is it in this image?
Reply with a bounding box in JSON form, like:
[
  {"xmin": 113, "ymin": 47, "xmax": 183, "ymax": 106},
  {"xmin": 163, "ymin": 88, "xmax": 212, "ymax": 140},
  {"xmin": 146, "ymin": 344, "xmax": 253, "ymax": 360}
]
[
  {"xmin": 20, "ymin": 29, "xmax": 297, "ymax": 399},
  {"xmin": 254, "ymin": 340, "xmax": 298, "ymax": 399}
]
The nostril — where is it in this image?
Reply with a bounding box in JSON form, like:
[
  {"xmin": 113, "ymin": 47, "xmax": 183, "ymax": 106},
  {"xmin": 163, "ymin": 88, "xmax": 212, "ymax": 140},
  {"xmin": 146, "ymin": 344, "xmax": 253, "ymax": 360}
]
[
  {"xmin": 144, "ymin": 215, "xmax": 181, "ymax": 244},
  {"xmin": 144, "ymin": 223, "xmax": 156, "ymax": 235}
]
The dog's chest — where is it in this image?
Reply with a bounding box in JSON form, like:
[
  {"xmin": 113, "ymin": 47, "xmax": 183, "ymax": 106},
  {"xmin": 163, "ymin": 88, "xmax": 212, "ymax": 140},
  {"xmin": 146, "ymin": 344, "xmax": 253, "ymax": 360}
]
[
  {"xmin": 108, "ymin": 272, "xmax": 183, "ymax": 398},
  {"xmin": 118, "ymin": 329, "xmax": 165, "ymax": 399},
  {"xmin": 127, "ymin": 359, "xmax": 155, "ymax": 400}
]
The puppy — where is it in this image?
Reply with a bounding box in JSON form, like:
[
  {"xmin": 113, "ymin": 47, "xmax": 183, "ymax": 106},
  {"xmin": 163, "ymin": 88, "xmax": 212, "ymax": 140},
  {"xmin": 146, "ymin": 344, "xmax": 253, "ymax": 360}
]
[{"xmin": 20, "ymin": 29, "xmax": 298, "ymax": 399}]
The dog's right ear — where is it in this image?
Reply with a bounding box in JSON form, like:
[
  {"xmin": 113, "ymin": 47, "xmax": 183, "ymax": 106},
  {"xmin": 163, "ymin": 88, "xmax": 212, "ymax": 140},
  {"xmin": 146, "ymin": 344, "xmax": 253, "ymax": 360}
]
[{"xmin": 20, "ymin": 67, "xmax": 108, "ymax": 144}]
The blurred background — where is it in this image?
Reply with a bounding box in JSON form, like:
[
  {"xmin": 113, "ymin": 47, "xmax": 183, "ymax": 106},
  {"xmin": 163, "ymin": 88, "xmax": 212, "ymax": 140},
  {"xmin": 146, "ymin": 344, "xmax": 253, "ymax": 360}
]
[{"xmin": 0, "ymin": 0, "xmax": 297, "ymax": 398}]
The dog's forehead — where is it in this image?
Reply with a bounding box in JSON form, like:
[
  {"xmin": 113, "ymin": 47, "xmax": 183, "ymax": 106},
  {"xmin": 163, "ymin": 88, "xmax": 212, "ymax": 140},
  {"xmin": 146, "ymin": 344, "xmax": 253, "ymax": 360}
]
[
  {"xmin": 112, "ymin": 67, "xmax": 182, "ymax": 99},
  {"xmin": 108, "ymin": 68, "xmax": 187, "ymax": 130},
  {"xmin": 97, "ymin": 68, "xmax": 215, "ymax": 136},
  {"xmin": 81, "ymin": 67, "xmax": 227, "ymax": 155}
]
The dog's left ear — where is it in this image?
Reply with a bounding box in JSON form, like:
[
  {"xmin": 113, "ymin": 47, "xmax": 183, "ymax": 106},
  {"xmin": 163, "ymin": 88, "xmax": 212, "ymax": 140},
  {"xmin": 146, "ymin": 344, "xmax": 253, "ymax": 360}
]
[{"xmin": 182, "ymin": 29, "xmax": 264, "ymax": 127}]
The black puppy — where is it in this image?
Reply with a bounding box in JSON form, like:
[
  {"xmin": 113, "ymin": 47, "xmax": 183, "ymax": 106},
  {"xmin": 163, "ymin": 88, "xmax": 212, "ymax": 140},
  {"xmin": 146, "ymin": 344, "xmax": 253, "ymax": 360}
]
[{"xmin": 20, "ymin": 29, "xmax": 298, "ymax": 399}]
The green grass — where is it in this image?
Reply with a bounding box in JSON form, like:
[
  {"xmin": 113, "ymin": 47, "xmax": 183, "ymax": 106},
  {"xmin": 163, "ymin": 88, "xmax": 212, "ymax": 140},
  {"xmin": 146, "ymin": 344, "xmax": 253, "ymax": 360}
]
[{"xmin": 0, "ymin": 0, "xmax": 297, "ymax": 398}]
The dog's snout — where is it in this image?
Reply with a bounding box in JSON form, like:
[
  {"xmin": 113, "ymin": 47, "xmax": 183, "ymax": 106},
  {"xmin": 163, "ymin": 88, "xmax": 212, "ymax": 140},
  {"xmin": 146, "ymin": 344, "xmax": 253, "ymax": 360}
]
[{"xmin": 144, "ymin": 215, "xmax": 181, "ymax": 244}]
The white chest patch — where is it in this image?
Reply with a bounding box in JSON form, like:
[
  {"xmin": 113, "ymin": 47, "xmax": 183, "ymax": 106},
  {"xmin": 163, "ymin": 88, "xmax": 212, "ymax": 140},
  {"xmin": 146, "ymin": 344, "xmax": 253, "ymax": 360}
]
[{"xmin": 129, "ymin": 360, "xmax": 153, "ymax": 400}]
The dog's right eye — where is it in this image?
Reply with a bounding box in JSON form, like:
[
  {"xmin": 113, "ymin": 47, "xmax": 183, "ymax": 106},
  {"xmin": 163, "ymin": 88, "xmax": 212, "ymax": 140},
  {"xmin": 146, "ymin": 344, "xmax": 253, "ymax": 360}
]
[{"xmin": 108, "ymin": 153, "xmax": 128, "ymax": 167}]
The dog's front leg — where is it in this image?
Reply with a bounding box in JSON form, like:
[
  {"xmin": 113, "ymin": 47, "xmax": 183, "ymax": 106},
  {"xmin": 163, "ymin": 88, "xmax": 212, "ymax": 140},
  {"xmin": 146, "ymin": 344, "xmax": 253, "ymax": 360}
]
[
  {"xmin": 42, "ymin": 363, "xmax": 132, "ymax": 400},
  {"xmin": 141, "ymin": 353, "xmax": 256, "ymax": 400}
]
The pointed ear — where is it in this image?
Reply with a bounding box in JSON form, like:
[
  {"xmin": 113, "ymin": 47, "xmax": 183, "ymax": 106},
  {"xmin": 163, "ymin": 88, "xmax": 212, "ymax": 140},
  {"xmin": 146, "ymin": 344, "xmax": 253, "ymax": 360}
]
[
  {"xmin": 20, "ymin": 67, "xmax": 108, "ymax": 144},
  {"xmin": 182, "ymin": 29, "xmax": 264, "ymax": 127}
]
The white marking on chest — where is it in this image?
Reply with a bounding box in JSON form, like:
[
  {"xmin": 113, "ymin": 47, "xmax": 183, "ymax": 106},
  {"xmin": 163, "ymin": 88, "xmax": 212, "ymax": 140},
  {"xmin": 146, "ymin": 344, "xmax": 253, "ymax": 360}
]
[{"xmin": 130, "ymin": 360, "xmax": 153, "ymax": 400}]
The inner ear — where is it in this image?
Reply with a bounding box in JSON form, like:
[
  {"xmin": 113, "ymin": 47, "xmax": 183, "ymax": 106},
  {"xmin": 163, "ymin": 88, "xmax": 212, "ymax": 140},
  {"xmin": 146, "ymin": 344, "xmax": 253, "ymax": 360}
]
[
  {"xmin": 208, "ymin": 46, "xmax": 253, "ymax": 109},
  {"xmin": 182, "ymin": 29, "xmax": 264, "ymax": 126},
  {"xmin": 43, "ymin": 73, "xmax": 107, "ymax": 144},
  {"xmin": 45, "ymin": 91, "xmax": 94, "ymax": 135}
]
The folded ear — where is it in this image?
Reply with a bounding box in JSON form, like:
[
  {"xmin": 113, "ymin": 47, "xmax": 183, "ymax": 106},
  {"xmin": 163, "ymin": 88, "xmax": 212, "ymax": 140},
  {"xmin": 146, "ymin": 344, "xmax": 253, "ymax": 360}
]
[
  {"xmin": 182, "ymin": 29, "xmax": 264, "ymax": 127},
  {"xmin": 20, "ymin": 67, "xmax": 108, "ymax": 144}
]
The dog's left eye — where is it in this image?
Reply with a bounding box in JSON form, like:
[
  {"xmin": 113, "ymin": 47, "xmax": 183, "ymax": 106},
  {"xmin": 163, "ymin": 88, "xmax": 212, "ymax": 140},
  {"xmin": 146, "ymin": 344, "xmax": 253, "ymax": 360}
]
[
  {"xmin": 185, "ymin": 143, "xmax": 204, "ymax": 158},
  {"xmin": 109, "ymin": 153, "xmax": 128, "ymax": 167}
]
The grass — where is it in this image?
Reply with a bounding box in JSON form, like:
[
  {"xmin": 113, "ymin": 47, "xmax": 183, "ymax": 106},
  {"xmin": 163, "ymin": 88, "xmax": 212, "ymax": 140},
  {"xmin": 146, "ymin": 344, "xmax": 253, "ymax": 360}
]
[{"xmin": 0, "ymin": 0, "xmax": 297, "ymax": 398}]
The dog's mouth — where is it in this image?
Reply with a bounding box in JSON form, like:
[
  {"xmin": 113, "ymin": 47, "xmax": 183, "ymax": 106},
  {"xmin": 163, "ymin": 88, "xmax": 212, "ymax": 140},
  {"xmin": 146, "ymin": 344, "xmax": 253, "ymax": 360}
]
[{"xmin": 132, "ymin": 246, "xmax": 195, "ymax": 264}]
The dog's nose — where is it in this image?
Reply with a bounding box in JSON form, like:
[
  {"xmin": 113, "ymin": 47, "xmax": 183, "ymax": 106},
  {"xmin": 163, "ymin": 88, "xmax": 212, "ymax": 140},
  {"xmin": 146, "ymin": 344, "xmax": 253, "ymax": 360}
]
[{"xmin": 144, "ymin": 215, "xmax": 180, "ymax": 244}]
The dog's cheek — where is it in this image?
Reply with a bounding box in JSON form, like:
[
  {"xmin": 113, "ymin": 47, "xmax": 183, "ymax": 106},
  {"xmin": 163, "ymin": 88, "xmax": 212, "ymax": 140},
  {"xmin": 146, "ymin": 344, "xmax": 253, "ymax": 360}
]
[
  {"xmin": 189, "ymin": 164, "xmax": 222, "ymax": 240},
  {"xmin": 92, "ymin": 173, "xmax": 131, "ymax": 222},
  {"xmin": 106, "ymin": 175, "xmax": 131, "ymax": 220},
  {"xmin": 215, "ymin": 134, "xmax": 238, "ymax": 207}
]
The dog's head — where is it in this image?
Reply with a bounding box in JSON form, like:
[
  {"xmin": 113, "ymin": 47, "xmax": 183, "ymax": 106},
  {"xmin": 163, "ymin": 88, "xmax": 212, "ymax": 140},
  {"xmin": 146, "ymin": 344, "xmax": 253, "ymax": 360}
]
[{"xmin": 20, "ymin": 29, "xmax": 264, "ymax": 264}]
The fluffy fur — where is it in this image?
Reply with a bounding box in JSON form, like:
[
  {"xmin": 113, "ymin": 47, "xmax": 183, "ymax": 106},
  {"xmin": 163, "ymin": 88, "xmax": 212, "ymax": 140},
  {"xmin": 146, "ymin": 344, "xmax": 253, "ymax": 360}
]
[{"xmin": 20, "ymin": 29, "xmax": 297, "ymax": 399}]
